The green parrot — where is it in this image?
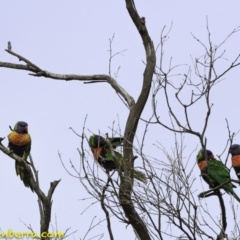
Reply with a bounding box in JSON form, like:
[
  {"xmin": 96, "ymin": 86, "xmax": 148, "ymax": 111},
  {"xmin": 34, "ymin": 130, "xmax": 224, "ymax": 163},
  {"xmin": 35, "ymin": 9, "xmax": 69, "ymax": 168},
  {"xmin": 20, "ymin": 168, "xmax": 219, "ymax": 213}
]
[
  {"xmin": 196, "ymin": 149, "xmax": 240, "ymax": 202},
  {"xmin": 8, "ymin": 121, "xmax": 34, "ymax": 192},
  {"xmin": 196, "ymin": 149, "xmax": 214, "ymax": 185},
  {"xmin": 89, "ymin": 134, "xmax": 147, "ymax": 183}
]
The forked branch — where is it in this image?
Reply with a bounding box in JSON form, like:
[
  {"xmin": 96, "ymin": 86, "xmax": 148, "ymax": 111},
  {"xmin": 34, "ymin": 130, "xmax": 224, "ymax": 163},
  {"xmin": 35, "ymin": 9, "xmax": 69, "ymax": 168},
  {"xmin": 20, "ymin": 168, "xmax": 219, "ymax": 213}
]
[
  {"xmin": 0, "ymin": 49, "xmax": 135, "ymax": 108},
  {"xmin": 0, "ymin": 137, "xmax": 60, "ymax": 238}
]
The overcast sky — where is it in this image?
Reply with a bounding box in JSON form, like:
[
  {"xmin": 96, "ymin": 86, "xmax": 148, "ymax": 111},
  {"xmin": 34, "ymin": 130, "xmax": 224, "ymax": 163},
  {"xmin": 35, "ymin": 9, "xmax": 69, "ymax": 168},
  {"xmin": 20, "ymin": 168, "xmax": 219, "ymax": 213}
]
[{"xmin": 1, "ymin": 1, "xmax": 240, "ymax": 239}]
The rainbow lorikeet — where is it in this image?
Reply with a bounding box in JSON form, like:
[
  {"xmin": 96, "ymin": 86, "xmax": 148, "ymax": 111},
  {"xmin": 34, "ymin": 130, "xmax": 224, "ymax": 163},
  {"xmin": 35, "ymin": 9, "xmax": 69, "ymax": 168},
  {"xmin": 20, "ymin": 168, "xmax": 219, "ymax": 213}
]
[
  {"xmin": 196, "ymin": 149, "xmax": 240, "ymax": 202},
  {"xmin": 8, "ymin": 121, "xmax": 34, "ymax": 192},
  {"xmin": 196, "ymin": 149, "xmax": 214, "ymax": 185},
  {"xmin": 89, "ymin": 134, "xmax": 146, "ymax": 183},
  {"xmin": 229, "ymin": 144, "xmax": 240, "ymax": 180}
]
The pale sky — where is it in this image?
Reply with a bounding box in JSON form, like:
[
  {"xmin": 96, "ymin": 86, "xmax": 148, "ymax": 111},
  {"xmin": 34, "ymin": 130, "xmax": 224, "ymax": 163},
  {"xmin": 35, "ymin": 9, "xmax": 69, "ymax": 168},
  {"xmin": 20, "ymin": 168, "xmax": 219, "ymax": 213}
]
[{"xmin": 1, "ymin": 1, "xmax": 240, "ymax": 239}]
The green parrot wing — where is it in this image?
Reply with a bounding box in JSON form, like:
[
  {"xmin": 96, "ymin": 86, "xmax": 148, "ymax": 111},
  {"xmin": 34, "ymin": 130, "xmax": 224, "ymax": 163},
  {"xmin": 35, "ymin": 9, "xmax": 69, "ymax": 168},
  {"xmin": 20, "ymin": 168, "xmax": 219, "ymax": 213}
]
[
  {"xmin": 105, "ymin": 150, "xmax": 122, "ymax": 162},
  {"xmin": 207, "ymin": 160, "xmax": 230, "ymax": 186},
  {"xmin": 100, "ymin": 149, "xmax": 147, "ymax": 184},
  {"xmin": 206, "ymin": 159, "xmax": 240, "ymax": 200},
  {"xmin": 23, "ymin": 137, "xmax": 31, "ymax": 160},
  {"xmin": 110, "ymin": 137, "xmax": 123, "ymax": 148}
]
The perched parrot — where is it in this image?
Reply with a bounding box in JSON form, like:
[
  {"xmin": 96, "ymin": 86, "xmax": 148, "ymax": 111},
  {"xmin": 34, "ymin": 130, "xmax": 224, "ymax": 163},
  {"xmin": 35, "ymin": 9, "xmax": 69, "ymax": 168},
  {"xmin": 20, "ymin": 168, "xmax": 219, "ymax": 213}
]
[
  {"xmin": 89, "ymin": 134, "xmax": 146, "ymax": 183},
  {"xmin": 229, "ymin": 144, "xmax": 240, "ymax": 180},
  {"xmin": 196, "ymin": 149, "xmax": 240, "ymax": 202},
  {"xmin": 8, "ymin": 121, "xmax": 34, "ymax": 192},
  {"xmin": 196, "ymin": 149, "xmax": 214, "ymax": 184}
]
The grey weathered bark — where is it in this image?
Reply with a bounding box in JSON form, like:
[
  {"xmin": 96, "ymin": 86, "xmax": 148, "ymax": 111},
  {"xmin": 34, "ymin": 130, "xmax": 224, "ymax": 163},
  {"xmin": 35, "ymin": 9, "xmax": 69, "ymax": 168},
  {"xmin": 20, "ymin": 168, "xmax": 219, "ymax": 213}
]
[
  {"xmin": 0, "ymin": 137, "xmax": 60, "ymax": 239},
  {"xmin": 118, "ymin": 1, "xmax": 156, "ymax": 240}
]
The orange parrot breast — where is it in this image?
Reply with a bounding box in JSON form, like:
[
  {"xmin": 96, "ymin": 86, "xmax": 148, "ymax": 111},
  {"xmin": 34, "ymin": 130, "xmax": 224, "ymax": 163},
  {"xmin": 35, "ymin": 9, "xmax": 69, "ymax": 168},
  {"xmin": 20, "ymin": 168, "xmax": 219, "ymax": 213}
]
[
  {"xmin": 8, "ymin": 131, "xmax": 31, "ymax": 146},
  {"xmin": 198, "ymin": 160, "xmax": 207, "ymax": 170}
]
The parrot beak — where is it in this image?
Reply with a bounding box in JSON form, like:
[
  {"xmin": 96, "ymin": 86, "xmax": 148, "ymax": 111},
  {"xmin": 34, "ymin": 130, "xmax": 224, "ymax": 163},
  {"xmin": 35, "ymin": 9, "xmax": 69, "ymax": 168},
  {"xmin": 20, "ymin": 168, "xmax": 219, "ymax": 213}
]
[{"xmin": 25, "ymin": 126, "xmax": 28, "ymax": 132}]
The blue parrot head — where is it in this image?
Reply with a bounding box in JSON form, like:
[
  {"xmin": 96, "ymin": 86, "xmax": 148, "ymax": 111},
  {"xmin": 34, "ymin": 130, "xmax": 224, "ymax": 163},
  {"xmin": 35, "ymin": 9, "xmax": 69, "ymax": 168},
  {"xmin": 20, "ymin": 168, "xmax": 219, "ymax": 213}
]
[
  {"xmin": 14, "ymin": 121, "xmax": 28, "ymax": 133},
  {"xmin": 229, "ymin": 144, "xmax": 240, "ymax": 156},
  {"xmin": 197, "ymin": 149, "xmax": 214, "ymax": 161}
]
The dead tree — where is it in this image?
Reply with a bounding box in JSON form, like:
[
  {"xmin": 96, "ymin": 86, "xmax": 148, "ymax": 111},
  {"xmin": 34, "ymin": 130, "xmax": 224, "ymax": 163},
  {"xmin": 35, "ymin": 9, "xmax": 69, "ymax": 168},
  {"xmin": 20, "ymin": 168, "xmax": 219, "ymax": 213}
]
[{"xmin": 1, "ymin": 2, "xmax": 240, "ymax": 240}]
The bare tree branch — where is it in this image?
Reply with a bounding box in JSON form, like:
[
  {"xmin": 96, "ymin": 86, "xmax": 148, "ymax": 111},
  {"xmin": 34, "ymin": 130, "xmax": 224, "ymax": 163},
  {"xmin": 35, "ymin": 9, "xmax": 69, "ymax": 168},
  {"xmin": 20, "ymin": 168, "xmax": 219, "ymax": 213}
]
[
  {"xmin": 115, "ymin": 1, "xmax": 157, "ymax": 240},
  {"xmin": 0, "ymin": 49, "xmax": 135, "ymax": 109},
  {"xmin": 0, "ymin": 137, "xmax": 60, "ymax": 238}
]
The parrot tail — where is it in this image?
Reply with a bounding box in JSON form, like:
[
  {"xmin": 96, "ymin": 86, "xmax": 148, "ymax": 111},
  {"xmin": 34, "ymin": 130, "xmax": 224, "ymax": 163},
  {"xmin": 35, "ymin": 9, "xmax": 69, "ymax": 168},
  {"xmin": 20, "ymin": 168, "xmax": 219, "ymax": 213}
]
[
  {"xmin": 133, "ymin": 170, "xmax": 147, "ymax": 184},
  {"xmin": 231, "ymin": 190, "xmax": 240, "ymax": 203},
  {"xmin": 22, "ymin": 176, "xmax": 34, "ymax": 192},
  {"xmin": 15, "ymin": 161, "xmax": 34, "ymax": 192}
]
